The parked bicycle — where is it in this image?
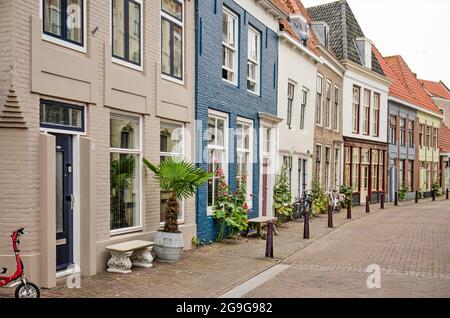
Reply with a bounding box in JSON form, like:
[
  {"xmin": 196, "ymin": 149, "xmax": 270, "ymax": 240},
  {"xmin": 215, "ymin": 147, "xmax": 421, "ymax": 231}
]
[
  {"xmin": 292, "ymin": 190, "xmax": 313, "ymax": 221},
  {"xmin": 0, "ymin": 228, "xmax": 41, "ymax": 298}
]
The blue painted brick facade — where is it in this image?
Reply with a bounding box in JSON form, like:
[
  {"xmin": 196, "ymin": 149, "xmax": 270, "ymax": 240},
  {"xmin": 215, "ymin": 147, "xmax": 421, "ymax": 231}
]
[{"xmin": 195, "ymin": 0, "xmax": 279, "ymax": 241}]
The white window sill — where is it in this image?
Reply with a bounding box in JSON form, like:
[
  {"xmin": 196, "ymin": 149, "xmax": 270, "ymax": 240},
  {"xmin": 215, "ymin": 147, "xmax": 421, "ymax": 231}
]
[
  {"xmin": 247, "ymin": 89, "xmax": 260, "ymax": 97},
  {"xmin": 110, "ymin": 226, "xmax": 143, "ymax": 237},
  {"xmin": 222, "ymin": 78, "xmax": 238, "ymax": 87},
  {"xmin": 161, "ymin": 73, "xmax": 185, "ymax": 86},
  {"xmin": 112, "ymin": 57, "xmax": 143, "ymax": 72},
  {"xmin": 42, "ymin": 34, "xmax": 87, "ymax": 54}
]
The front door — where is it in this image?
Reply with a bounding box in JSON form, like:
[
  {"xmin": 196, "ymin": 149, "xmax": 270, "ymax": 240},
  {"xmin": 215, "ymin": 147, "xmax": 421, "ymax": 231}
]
[
  {"xmin": 361, "ymin": 165, "xmax": 369, "ymax": 203},
  {"xmin": 54, "ymin": 134, "xmax": 74, "ymax": 271},
  {"xmin": 262, "ymin": 159, "xmax": 269, "ymax": 216}
]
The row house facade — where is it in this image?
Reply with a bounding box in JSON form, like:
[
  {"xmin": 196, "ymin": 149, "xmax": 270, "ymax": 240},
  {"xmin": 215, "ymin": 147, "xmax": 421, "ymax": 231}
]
[
  {"xmin": 195, "ymin": 0, "xmax": 285, "ymax": 241},
  {"xmin": 308, "ymin": 1, "xmax": 390, "ymax": 205},
  {"xmin": 377, "ymin": 54, "xmax": 442, "ymax": 199},
  {"xmin": 0, "ymin": 0, "xmax": 198, "ymax": 288},
  {"xmin": 275, "ymin": 0, "xmax": 322, "ymax": 200}
]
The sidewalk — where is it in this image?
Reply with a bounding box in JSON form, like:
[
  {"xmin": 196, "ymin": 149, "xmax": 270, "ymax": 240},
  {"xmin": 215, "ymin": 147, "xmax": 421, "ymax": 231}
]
[{"xmin": 4, "ymin": 197, "xmax": 446, "ymax": 298}]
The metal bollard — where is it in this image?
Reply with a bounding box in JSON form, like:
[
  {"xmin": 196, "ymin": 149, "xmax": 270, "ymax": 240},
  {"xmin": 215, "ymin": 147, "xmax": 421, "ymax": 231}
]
[
  {"xmin": 347, "ymin": 201, "xmax": 352, "ymax": 219},
  {"xmin": 415, "ymin": 191, "xmax": 419, "ymax": 203},
  {"xmin": 265, "ymin": 221, "xmax": 274, "ymax": 258},
  {"xmin": 328, "ymin": 205, "xmax": 333, "ymax": 228},
  {"xmin": 446, "ymin": 188, "xmax": 449, "ymax": 200},
  {"xmin": 366, "ymin": 196, "xmax": 370, "ymax": 213},
  {"xmin": 394, "ymin": 192, "xmax": 398, "ymax": 206},
  {"xmin": 303, "ymin": 210, "xmax": 310, "ymax": 239},
  {"xmin": 432, "ymin": 190, "xmax": 436, "ymax": 201},
  {"xmin": 380, "ymin": 193, "xmax": 385, "ymax": 209}
]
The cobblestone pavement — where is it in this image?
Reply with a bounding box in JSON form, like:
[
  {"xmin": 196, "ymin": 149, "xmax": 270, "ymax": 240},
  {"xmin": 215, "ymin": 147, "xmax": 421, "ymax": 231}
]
[
  {"xmin": 244, "ymin": 199, "xmax": 450, "ymax": 298},
  {"xmin": 0, "ymin": 198, "xmax": 447, "ymax": 298}
]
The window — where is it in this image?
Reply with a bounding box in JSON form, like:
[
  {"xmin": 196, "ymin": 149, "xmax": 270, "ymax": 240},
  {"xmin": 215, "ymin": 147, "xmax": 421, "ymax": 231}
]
[
  {"xmin": 399, "ymin": 159, "xmax": 406, "ymax": 187},
  {"xmin": 433, "ymin": 128, "xmax": 438, "ymax": 149},
  {"xmin": 247, "ymin": 27, "xmax": 260, "ymax": 94},
  {"xmin": 316, "ymin": 75, "xmax": 323, "ymax": 125},
  {"xmin": 43, "ymin": 0, "xmax": 84, "ymax": 47},
  {"xmin": 40, "ymin": 99, "xmax": 84, "ymax": 132},
  {"xmin": 352, "ymin": 86, "xmax": 360, "ymax": 133},
  {"xmin": 390, "ymin": 115, "xmax": 397, "ymax": 145},
  {"xmin": 372, "ymin": 150, "xmax": 378, "ymax": 190},
  {"xmin": 325, "ymin": 146, "xmax": 331, "ymax": 190},
  {"xmin": 315, "ymin": 144, "xmax": 322, "ymax": 181},
  {"xmin": 110, "ymin": 114, "xmax": 141, "ymax": 232},
  {"xmin": 344, "ymin": 147, "xmax": 351, "ymax": 187},
  {"xmin": 334, "ymin": 148, "xmax": 340, "ymax": 189},
  {"xmin": 300, "ymin": 89, "xmax": 307, "ymax": 130},
  {"xmin": 379, "ymin": 151, "xmax": 384, "ymax": 191},
  {"xmin": 287, "ymin": 82, "xmax": 295, "ymax": 129},
  {"xmin": 363, "ymin": 89, "xmax": 370, "ymax": 135},
  {"xmin": 408, "ymin": 160, "xmax": 414, "ymax": 190},
  {"xmin": 161, "ymin": 0, "xmax": 184, "ymax": 80},
  {"xmin": 352, "ymin": 148, "xmax": 360, "ymax": 192},
  {"xmin": 426, "ymin": 126, "xmax": 431, "ymax": 148},
  {"xmin": 208, "ymin": 112, "xmax": 228, "ymax": 214},
  {"xmin": 400, "ymin": 118, "xmax": 406, "ymax": 147},
  {"xmin": 236, "ymin": 120, "xmax": 253, "ymax": 206},
  {"xmin": 334, "ymin": 86, "xmax": 339, "ymax": 131},
  {"xmin": 325, "ymin": 81, "xmax": 332, "ymax": 129},
  {"xmin": 112, "ymin": 0, "xmax": 142, "ymax": 66},
  {"xmin": 160, "ymin": 122, "xmax": 184, "ymax": 223},
  {"xmin": 283, "ymin": 156, "xmax": 293, "ymax": 190},
  {"xmin": 222, "ymin": 8, "xmax": 238, "ymax": 84},
  {"xmin": 298, "ymin": 159, "xmax": 308, "ymax": 197},
  {"xmin": 419, "ymin": 124, "xmax": 424, "ymax": 148},
  {"xmin": 433, "ymin": 162, "xmax": 438, "ymax": 184},
  {"xmin": 426, "ymin": 163, "xmax": 431, "ymax": 190},
  {"xmin": 408, "ymin": 121, "xmax": 414, "ymax": 148},
  {"xmin": 373, "ymin": 93, "xmax": 380, "ymax": 136}
]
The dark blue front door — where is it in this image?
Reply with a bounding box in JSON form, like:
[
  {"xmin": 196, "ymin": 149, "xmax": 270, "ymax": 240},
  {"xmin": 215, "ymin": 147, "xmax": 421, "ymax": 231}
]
[{"xmin": 54, "ymin": 134, "xmax": 74, "ymax": 271}]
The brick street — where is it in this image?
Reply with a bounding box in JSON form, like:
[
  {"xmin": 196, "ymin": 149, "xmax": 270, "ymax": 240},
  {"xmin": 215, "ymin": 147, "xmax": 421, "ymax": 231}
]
[{"xmin": 1, "ymin": 198, "xmax": 448, "ymax": 298}]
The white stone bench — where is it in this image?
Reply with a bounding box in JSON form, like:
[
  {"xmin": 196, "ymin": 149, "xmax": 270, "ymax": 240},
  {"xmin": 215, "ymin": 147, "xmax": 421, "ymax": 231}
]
[{"xmin": 106, "ymin": 240, "xmax": 155, "ymax": 274}]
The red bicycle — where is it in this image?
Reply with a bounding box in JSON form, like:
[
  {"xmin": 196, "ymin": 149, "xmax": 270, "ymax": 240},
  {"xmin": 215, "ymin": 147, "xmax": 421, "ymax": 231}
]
[{"xmin": 0, "ymin": 228, "xmax": 40, "ymax": 298}]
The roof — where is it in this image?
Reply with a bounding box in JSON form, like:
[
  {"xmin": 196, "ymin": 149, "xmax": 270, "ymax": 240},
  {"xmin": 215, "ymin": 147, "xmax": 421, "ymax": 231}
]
[
  {"xmin": 373, "ymin": 46, "xmax": 419, "ymax": 106},
  {"xmin": 307, "ymin": 0, "xmax": 384, "ymax": 76},
  {"xmin": 418, "ymin": 79, "xmax": 450, "ymax": 100},
  {"xmin": 439, "ymin": 123, "xmax": 450, "ymax": 153},
  {"xmin": 276, "ymin": 0, "xmax": 320, "ymax": 55},
  {"xmin": 383, "ymin": 55, "xmax": 441, "ymax": 115}
]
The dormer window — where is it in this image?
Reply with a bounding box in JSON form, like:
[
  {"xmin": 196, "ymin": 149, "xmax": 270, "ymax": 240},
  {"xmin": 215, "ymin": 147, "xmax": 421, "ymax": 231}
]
[
  {"xmin": 355, "ymin": 37, "xmax": 372, "ymax": 69},
  {"xmin": 290, "ymin": 15, "xmax": 309, "ymax": 46},
  {"xmin": 311, "ymin": 22, "xmax": 329, "ymax": 48}
]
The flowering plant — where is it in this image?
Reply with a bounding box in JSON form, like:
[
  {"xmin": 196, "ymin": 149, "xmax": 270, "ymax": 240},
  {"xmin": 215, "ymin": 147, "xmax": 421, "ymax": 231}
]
[{"xmin": 212, "ymin": 170, "xmax": 249, "ymax": 241}]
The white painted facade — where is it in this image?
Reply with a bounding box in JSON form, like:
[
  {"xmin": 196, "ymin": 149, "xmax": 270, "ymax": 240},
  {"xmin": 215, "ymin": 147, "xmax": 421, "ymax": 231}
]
[
  {"xmin": 342, "ymin": 65, "xmax": 390, "ymax": 143},
  {"xmin": 277, "ymin": 34, "xmax": 319, "ymax": 197},
  {"xmin": 233, "ymin": 0, "xmax": 280, "ymax": 32}
]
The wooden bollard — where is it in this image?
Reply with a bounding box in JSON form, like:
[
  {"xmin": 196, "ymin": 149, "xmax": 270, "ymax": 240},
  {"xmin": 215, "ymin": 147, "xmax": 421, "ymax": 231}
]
[
  {"xmin": 380, "ymin": 193, "xmax": 385, "ymax": 209},
  {"xmin": 446, "ymin": 188, "xmax": 449, "ymax": 200},
  {"xmin": 265, "ymin": 221, "xmax": 274, "ymax": 258},
  {"xmin": 415, "ymin": 191, "xmax": 419, "ymax": 203},
  {"xmin": 328, "ymin": 205, "xmax": 333, "ymax": 228},
  {"xmin": 432, "ymin": 190, "xmax": 436, "ymax": 201},
  {"xmin": 366, "ymin": 196, "xmax": 370, "ymax": 213},
  {"xmin": 394, "ymin": 192, "xmax": 398, "ymax": 206},
  {"xmin": 303, "ymin": 209, "xmax": 310, "ymax": 239}
]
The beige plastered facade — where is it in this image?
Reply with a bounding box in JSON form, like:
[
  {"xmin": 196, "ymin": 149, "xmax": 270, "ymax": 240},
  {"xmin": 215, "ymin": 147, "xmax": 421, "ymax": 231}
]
[{"xmin": 0, "ymin": 0, "xmax": 197, "ymax": 288}]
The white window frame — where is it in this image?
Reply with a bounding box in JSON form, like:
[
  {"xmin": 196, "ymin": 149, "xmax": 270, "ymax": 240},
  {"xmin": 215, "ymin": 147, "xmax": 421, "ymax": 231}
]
[
  {"xmin": 40, "ymin": 0, "xmax": 88, "ymax": 53},
  {"xmin": 110, "ymin": 0, "xmax": 144, "ymax": 72},
  {"xmin": 247, "ymin": 26, "xmax": 260, "ymax": 95},
  {"xmin": 300, "ymin": 88, "xmax": 308, "ymax": 130},
  {"xmin": 325, "ymin": 146, "xmax": 331, "ymax": 190},
  {"xmin": 333, "ymin": 85, "xmax": 340, "ymax": 132},
  {"xmin": 316, "ymin": 143, "xmax": 322, "ymax": 182},
  {"xmin": 160, "ymin": 0, "xmax": 185, "ymax": 84},
  {"xmin": 110, "ymin": 112, "xmax": 143, "ymax": 236},
  {"xmin": 334, "ymin": 147, "xmax": 340, "ymax": 189},
  {"xmin": 363, "ymin": 89, "xmax": 371, "ymax": 135},
  {"xmin": 325, "ymin": 80, "xmax": 332, "ymax": 129},
  {"xmin": 316, "ymin": 74, "xmax": 323, "ymax": 126},
  {"xmin": 160, "ymin": 121, "xmax": 186, "ymax": 225},
  {"xmin": 207, "ymin": 109, "xmax": 229, "ymax": 215},
  {"xmin": 222, "ymin": 7, "xmax": 239, "ymax": 86},
  {"xmin": 287, "ymin": 81, "xmax": 296, "ymax": 129},
  {"xmin": 236, "ymin": 117, "xmax": 254, "ymax": 208}
]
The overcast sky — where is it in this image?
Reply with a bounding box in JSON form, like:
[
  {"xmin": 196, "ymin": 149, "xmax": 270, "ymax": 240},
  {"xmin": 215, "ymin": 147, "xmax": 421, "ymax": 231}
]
[{"xmin": 302, "ymin": 0, "xmax": 450, "ymax": 86}]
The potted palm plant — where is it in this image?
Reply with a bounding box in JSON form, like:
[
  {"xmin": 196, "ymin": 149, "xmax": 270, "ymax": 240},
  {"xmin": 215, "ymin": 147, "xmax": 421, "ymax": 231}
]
[{"xmin": 143, "ymin": 157, "xmax": 212, "ymax": 262}]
